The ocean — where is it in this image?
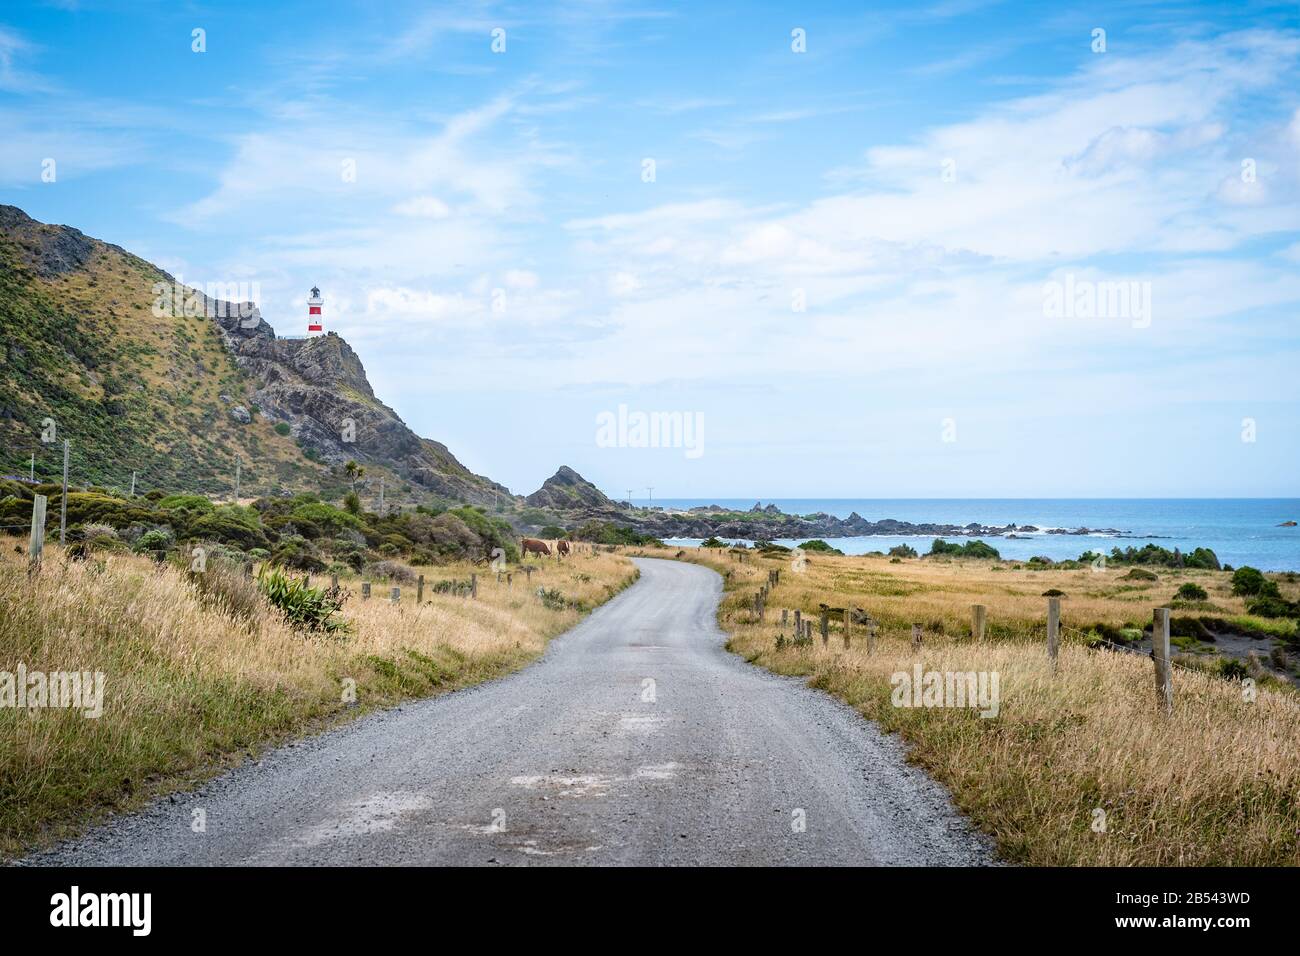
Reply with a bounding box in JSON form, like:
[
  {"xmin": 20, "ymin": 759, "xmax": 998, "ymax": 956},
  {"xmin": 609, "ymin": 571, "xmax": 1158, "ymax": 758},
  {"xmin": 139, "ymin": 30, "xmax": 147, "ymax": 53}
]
[{"xmin": 650, "ymin": 498, "xmax": 1300, "ymax": 572}]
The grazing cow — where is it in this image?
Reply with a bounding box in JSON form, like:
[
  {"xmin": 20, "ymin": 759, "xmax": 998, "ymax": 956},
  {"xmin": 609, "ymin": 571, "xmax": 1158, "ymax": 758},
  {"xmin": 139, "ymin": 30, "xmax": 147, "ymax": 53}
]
[
  {"xmin": 521, "ymin": 537, "xmax": 551, "ymax": 557},
  {"xmin": 556, "ymin": 540, "xmax": 571, "ymax": 557}
]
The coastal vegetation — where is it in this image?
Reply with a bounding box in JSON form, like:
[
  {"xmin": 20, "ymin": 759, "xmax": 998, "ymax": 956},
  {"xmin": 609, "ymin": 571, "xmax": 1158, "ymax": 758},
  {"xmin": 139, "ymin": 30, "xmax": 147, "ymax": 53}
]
[
  {"xmin": 0, "ymin": 529, "xmax": 637, "ymax": 857},
  {"xmin": 656, "ymin": 543, "xmax": 1300, "ymax": 865}
]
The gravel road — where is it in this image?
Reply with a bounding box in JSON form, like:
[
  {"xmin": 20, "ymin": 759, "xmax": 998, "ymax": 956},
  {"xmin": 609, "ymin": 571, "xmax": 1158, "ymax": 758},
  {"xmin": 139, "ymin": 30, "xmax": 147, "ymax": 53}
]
[{"xmin": 23, "ymin": 558, "xmax": 997, "ymax": 866}]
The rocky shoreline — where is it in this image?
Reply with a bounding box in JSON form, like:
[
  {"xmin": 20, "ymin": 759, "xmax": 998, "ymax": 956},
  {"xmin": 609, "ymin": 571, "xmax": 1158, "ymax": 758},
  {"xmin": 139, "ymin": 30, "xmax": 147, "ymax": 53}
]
[
  {"xmin": 520, "ymin": 470, "xmax": 1133, "ymax": 541},
  {"xmin": 621, "ymin": 504, "xmax": 1132, "ymax": 542}
]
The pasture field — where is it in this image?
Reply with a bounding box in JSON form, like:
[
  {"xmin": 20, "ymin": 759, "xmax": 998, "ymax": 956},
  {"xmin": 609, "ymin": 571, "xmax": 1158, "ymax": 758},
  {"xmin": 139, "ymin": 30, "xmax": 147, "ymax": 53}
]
[
  {"xmin": 646, "ymin": 543, "xmax": 1300, "ymax": 866},
  {"xmin": 0, "ymin": 539, "xmax": 636, "ymax": 857}
]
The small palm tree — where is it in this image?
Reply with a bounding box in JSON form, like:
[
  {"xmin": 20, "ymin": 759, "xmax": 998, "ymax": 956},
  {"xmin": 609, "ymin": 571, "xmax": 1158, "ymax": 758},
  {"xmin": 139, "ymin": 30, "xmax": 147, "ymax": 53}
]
[{"xmin": 344, "ymin": 459, "xmax": 365, "ymax": 492}]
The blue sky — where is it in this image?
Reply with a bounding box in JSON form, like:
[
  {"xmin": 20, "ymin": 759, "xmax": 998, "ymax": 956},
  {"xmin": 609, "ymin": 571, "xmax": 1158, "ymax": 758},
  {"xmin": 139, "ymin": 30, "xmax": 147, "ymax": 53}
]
[{"xmin": 2, "ymin": 0, "xmax": 1298, "ymax": 499}]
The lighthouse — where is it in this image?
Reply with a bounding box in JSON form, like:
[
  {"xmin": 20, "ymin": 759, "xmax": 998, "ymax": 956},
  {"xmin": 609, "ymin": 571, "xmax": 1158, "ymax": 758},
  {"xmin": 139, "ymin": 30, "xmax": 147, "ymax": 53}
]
[{"xmin": 307, "ymin": 286, "xmax": 325, "ymax": 336}]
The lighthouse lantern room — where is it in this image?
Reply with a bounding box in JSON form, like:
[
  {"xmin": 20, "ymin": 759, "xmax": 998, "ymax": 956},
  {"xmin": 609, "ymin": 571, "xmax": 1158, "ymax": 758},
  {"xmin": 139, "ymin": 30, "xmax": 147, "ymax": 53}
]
[{"xmin": 307, "ymin": 286, "xmax": 325, "ymax": 336}]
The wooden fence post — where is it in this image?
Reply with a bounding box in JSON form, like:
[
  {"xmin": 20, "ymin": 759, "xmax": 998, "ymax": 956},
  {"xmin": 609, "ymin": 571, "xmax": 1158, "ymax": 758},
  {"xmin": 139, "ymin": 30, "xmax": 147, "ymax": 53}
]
[
  {"xmin": 507, "ymin": 572, "xmax": 513, "ymax": 588},
  {"xmin": 972, "ymin": 604, "xmax": 986, "ymax": 642},
  {"xmin": 27, "ymin": 494, "xmax": 47, "ymax": 569},
  {"xmin": 1153, "ymin": 607, "xmax": 1173, "ymax": 716},
  {"xmin": 842, "ymin": 608, "xmax": 851, "ymax": 649},
  {"xmin": 390, "ymin": 586, "xmax": 400, "ymax": 605},
  {"xmin": 331, "ymin": 573, "xmax": 340, "ymax": 590},
  {"xmin": 819, "ymin": 609, "xmax": 829, "ymax": 646},
  {"xmin": 911, "ymin": 623, "xmax": 922, "ymax": 652},
  {"xmin": 361, "ymin": 582, "xmax": 371, "ymax": 600},
  {"xmin": 781, "ymin": 608, "xmax": 788, "ymax": 626},
  {"xmin": 1047, "ymin": 597, "xmax": 1060, "ymax": 670},
  {"xmin": 793, "ymin": 609, "xmax": 801, "ymax": 636},
  {"xmin": 417, "ymin": 574, "xmax": 424, "ymax": 603},
  {"xmin": 471, "ymin": 573, "xmax": 477, "ymax": 599},
  {"xmin": 868, "ymin": 621, "xmax": 877, "ymax": 655}
]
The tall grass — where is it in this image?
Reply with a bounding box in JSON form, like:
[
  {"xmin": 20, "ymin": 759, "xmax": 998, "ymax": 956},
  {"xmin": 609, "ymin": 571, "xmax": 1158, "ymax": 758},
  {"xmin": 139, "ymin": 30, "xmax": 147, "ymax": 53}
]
[
  {"xmin": 656, "ymin": 545, "xmax": 1300, "ymax": 866},
  {"xmin": 0, "ymin": 540, "xmax": 636, "ymax": 857}
]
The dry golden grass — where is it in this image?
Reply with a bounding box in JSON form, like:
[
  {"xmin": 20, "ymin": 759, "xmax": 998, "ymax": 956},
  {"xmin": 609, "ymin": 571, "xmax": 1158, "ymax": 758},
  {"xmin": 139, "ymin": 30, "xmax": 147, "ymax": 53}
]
[
  {"xmin": 0, "ymin": 540, "xmax": 635, "ymax": 857},
  {"xmin": 646, "ymin": 545, "xmax": 1300, "ymax": 866}
]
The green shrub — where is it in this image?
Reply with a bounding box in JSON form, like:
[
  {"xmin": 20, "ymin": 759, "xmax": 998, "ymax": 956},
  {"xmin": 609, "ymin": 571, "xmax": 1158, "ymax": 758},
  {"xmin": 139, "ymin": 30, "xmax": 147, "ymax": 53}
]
[
  {"xmin": 798, "ymin": 540, "xmax": 843, "ymax": 555},
  {"xmin": 1231, "ymin": 567, "xmax": 1279, "ymax": 598},
  {"xmin": 700, "ymin": 536, "xmax": 726, "ymax": 548},
  {"xmin": 290, "ymin": 502, "xmax": 363, "ymax": 535},
  {"xmin": 257, "ymin": 566, "xmax": 348, "ymax": 633},
  {"xmin": 274, "ymin": 422, "xmax": 292, "ymax": 436},
  {"xmin": 1175, "ymin": 583, "xmax": 1208, "ymax": 602},
  {"xmin": 158, "ymin": 493, "xmax": 215, "ymax": 513},
  {"xmin": 188, "ymin": 506, "xmax": 269, "ymax": 551},
  {"xmin": 132, "ymin": 528, "xmax": 173, "ymax": 554},
  {"xmin": 888, "ymin": 544, "xmax": 918, "ymax": 558},
  {"xmin": 270, "ymin": 534, "xmax": 327, "ymax": 572},
  {"xmin": 930, "ymin": 538, "xmax": 1000, "ymax": 560},
  {"xmin": 1246, "ymin": 594, "xmax": 1300, "ymax": 619}
]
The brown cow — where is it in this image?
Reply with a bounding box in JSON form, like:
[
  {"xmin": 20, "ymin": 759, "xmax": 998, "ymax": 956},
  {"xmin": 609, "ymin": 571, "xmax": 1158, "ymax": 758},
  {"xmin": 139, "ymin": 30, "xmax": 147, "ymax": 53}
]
[
  {"xmin": 521, "ymin": 537, "xmax": 551, "ymax": 557},
  {"xmin": 556, "ymin": 540, "xmax": 571, "ymax": 557}
]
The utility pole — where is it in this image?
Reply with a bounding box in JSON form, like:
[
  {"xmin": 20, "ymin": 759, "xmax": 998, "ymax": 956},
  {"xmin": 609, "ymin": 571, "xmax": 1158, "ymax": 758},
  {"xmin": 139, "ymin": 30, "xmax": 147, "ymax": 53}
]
[
  {"xmin": 234, "ymin": 459, "xmax": 241, "ymax": 501},
  {"xmin": 130, "ymin": 470, "xmax": 136, "ymax": 497},
  {"xmin": 647, "ymin": 487, "xmax": 653, "ymax": 506},
  {"xmin": 627, "ymin": 489, "xmax": 634, "ymax": 508},
  {"xmin": 29, "ymin": 452, "xmax": 34, "ymax": 481},
  {"xmin": 59, "ymin": 438, "xmax": 69, "ymax": 546}
]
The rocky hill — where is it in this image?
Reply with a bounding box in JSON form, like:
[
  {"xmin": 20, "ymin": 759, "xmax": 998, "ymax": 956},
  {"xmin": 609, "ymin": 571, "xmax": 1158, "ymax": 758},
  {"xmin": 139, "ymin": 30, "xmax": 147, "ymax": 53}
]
[
  {"xmin": 524, "ymin": 466, "xmax": 615, "ymax": 511},
  {"xmin": 0, "ymin": 205, "xmax": 508, "ymax": 507}
]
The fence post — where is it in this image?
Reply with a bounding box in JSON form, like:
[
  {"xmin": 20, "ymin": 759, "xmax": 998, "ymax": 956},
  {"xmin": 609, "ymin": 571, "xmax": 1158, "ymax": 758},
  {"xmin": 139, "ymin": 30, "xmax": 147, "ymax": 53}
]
[
  {"xmin": 782, "ymin": 608, "xmax": 788, "ymax": 627},
  {"xmin": 819, "ymin": 609, "xmax": 829, "ymax": 646},
  {"xmin": 331, "ymin": 573, "xmax": 340, "ymax": 590},
  {"xmin": 27, "ymin": 494, "xmax": 47, "ymax": 569},
  {"xmin": 972, "ymin": 604, "xmax": 986, "ymax": 642},
  {"xmin": 843, "ymin": 608, "xmax": 851, "ymax": 649},
  {"xmin": 793, "ymin": 609, "xmax": 801, "ymax": 636},
  {"xmin": 1153, "ymin": 607, "xmax": 1173, "ymax": 716},
  {"xmin": 911, "ymin": 623, "xmax": 922, "ymax": 652},
  {"xmin": 361, "ymin": 582, "xmax": 371, "ymax": 600},
  {"xmin": 507, "ymin": 572, "xmax": 513, "ymax": 588},
  {"xmin": 471, "ymin": 573, "xmax": 477, "ymax": 599},
  {"xmin": 1047, "ymin": 597, "xmax": 1060, "ymax": 670},
  {"xmin": 390, "ymin": 586, "xmax": 400, "ymax": 605},
  {"xmin": 868, "ymin": 621, "xmax": 877, "ymax": 655},
  {"xmin": 416, "ymin": 574, "xmax": 424, "ymax": 603},
  {"xmin": 59, "ymin": 438, "xmax": 69, "ymax": 546}
]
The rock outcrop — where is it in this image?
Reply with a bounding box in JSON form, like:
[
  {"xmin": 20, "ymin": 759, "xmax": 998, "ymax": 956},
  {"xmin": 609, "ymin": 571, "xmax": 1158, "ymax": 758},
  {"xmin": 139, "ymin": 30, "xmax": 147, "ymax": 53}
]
[
  {"xmin": 525, "ymin": 466, "xmax": 614, "ymax": 510},
  {"xmin": 210, "ymin": 305, "xmax": 511, "ymax": 507}
]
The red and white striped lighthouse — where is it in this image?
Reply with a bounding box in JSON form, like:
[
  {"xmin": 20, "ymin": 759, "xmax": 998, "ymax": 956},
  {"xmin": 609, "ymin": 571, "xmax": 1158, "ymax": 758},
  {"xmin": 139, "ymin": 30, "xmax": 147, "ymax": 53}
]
[{"xmin": 307, "ymin": 286, "xmax": 324, "ymax": 336}]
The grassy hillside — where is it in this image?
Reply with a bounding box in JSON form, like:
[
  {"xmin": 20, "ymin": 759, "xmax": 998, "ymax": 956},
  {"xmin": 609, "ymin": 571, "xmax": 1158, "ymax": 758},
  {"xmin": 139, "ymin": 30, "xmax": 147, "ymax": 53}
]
[
  {"xmin": 653, "ymin": 544, "xmax": 1300, "ymax": 865},
  {"xmin": 0, "ymin": 209, "xmax": 328, "ymax": 495}
]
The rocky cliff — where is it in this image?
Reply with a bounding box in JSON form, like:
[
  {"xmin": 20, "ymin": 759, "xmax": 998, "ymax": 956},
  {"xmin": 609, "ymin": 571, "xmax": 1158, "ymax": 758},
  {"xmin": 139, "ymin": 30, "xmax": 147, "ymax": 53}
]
[{"xmin": 0, "ymin": 204, "xmax": 510, "ymax": 506}]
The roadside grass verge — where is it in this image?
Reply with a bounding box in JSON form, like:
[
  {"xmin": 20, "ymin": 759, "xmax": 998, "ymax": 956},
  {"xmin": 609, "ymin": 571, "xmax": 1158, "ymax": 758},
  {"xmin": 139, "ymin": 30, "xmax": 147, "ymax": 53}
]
[
  {"xmin": 651, "ymin": 545, "xmax": 1300, "ymax": 866},
  {"xmin": 0, "ymin": 540, "xmax": 636, "ymax": 857}
]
